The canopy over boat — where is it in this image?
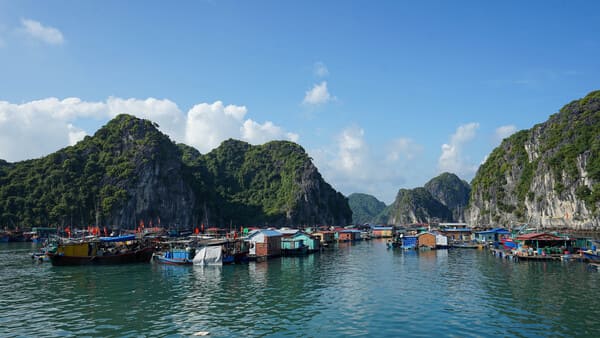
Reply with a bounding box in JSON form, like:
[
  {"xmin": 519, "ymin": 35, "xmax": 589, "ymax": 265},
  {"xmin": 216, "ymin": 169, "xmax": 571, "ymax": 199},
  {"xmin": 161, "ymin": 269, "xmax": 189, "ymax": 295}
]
[{"xmin": 99, "ymin": 234, "xmax": 136, "ymax": 242}]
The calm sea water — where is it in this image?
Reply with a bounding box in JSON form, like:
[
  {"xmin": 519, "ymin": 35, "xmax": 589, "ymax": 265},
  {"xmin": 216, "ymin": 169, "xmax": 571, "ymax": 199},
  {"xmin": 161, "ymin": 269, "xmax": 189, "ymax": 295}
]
[{"xmin": 1, "ymin": 240, "xmax": 599, "ymax": 337}]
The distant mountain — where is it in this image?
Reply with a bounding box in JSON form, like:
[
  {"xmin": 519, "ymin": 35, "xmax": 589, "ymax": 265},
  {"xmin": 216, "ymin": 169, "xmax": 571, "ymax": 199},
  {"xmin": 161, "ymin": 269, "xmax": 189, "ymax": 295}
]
[
  {"xmin": 0, "ymin": 114, "xmax": 352, "ymax": 229},
  {"xmin": 383, "ymin": 188, "xmax": 453, "ymax": 225},
  {"xmin": 348, "ymin": 193, "xmax": 387, "ymax": 224},
  {"xmin": 468, "ymin": 90, "xmax": 600, "ymax": 228},
  {"xmin": 424, "ymin": 172, "xmax": 470, "ymax": 222}
]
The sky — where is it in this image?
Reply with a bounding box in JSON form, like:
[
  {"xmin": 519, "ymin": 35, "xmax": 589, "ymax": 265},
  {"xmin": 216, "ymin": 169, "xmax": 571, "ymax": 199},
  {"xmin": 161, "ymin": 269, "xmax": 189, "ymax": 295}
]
[{"xmin": 0, "ymin": 0, "xmax": 599, "ymax": 204}]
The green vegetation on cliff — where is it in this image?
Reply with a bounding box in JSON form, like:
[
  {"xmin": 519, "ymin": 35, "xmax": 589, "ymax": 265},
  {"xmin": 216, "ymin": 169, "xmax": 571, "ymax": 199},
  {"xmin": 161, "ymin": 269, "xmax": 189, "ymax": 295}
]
[
  {"xmin": 470, "ymin": 90, "xmax": 600, "ymax": 226},
  {"xmin": 0, "ymin": 114, "xmax": 352, "ymax": 228},
  {"xmin": 424, "ymin": 172, "xmax": 470, "ymax": 222},
  {"xmin": 384, "ymin": 187, "xmax": 453, "ymax": 225},
  {"xmin": 348, "ymin": 193, "xmax": 387, "ymax": 224}
]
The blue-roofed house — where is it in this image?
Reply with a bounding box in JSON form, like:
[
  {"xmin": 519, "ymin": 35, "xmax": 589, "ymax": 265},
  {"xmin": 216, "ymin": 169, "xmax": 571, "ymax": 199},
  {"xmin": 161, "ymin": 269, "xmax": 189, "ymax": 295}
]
[{"xmin": 475, "ymin": 228, "xmax": 511, "ymax": 243}]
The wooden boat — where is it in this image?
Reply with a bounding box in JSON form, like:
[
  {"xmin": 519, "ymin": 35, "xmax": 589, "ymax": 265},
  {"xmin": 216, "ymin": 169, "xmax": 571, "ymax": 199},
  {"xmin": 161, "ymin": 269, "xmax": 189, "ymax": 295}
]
[{"xmin": 47, "ymin": 235, "xmax": 154, "ymax": 266}]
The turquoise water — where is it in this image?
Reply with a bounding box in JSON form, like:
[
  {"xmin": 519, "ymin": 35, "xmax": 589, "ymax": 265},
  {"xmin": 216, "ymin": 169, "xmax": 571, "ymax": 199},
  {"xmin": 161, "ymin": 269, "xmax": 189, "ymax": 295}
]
[{"xmin": 1, "ymin": 240, "xmax": 600, "ymax": 337}]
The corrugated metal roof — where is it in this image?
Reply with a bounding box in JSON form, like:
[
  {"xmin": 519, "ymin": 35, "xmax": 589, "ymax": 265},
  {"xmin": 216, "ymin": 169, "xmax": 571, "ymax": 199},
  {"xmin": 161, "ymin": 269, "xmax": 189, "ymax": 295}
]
[
  {"xmin": 278, "ymin": 229, "xmax": 300, "ymax": 235},
  {"xmin": 516, "ymin": 233, "xmax": 562, "ymax": 241},
  {"xmin": 372, "ymin": 227, "xmax": 393, "ymax": 230},
  {"xmin": 443, "ymin": 228, "xmax": 472, "ymax": 232},
  {"xmin": 476, "ymin": 228, "xmax": 511, "ymax": 234},
  {"xmin": 260, "ymin": 230, "xmax": 283, "ymax": 237}
]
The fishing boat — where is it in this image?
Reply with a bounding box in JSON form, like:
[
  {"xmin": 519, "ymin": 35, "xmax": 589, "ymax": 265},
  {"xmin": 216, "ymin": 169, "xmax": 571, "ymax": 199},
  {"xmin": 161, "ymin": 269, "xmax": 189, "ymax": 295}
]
[
  {"xmin": 154, "ymin": 240, "xmax": 195, "ymax": 265},
  {"xmin": 582, "ymin": 250, "xmax": 600, "ymax": 263},
  {"xmin": 47, "ymin": 234, "xmax": 154, "ymax": 266}
]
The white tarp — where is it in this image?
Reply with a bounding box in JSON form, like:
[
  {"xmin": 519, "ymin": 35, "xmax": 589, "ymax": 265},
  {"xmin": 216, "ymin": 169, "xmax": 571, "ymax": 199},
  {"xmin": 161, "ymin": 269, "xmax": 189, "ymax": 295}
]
[{"xmin": 193, "ymin": 246, "xmax": 223, "ymax": 266}]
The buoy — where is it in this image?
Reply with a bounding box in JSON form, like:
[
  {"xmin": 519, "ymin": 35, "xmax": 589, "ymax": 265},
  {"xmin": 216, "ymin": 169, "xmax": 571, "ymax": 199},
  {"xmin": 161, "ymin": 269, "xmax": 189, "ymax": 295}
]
[{"xmin": 193, "ymin": 331, "xmax": 210, "ymax": 336}]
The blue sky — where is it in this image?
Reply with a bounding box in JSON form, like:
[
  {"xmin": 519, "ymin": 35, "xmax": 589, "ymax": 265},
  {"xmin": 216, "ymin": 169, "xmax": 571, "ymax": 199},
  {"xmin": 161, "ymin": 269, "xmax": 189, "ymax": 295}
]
[{"xmin": 0, "ymin": 0, "xmax": 599, "ymax": 203}]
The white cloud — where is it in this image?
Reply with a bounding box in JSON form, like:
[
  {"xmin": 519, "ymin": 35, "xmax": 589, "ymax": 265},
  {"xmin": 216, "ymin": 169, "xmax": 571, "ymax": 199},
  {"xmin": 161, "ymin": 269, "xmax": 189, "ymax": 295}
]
[
  {"xmin": 107, "ymin": 97, "xmax": 186, "ymax": 142},
  {"xmin": 303, "ymin": 81, "xmax": 333, "ymax": 105},
  {"xmin": 386, "ymin": 138, "xmax": 423, "ymax": 161},
  {"xmin": 337, "ymin": 126, "xmax": 368, "ymax": 173},
  {"xmin": 21, "ymin": 19, "xmax": 64, "ymax": 45},
  {"xmin": 310, "ymin": 126, "xmax": 425, "ymax": 204},
  {"xmin": 314, "ymin": 62, "xmax": 329, "ymax": 77},
  {"xmin": 242, "ymin": 119, "xmax": 299, "ymax": 145},
  {"xmin": 67, "ymin": 124, "xmax": 87, "ymax": 145},
  {"xmin": 494, "ymin": 124, "xmax": 517, "ymax": 143},
  {"xmin": 0, "ymin": 97, "xmax": 297, "ymax": 161},
  {"xmin": 437, "ymin": 122, "xmax": 480, "ymax": 178}
]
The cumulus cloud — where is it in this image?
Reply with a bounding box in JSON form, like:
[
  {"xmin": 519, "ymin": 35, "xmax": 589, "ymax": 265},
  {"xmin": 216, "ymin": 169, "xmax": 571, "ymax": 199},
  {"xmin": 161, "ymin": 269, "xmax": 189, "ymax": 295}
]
[
  {"xmin": 337, "ymin": 126, "xmax": 368, "ymax": 174},
  {"xmin": 21, "ymin": 19, "xmax": 64, "ymax": 45},
  {"xmin": 303, "ymin": 81, "xmax": 333, "ymax": 105},
  {"xmin": 438, "ymin": 122, "xmax": 480, "ymax": 178},
  {"xmin": 314, "ymin": 62, "xmax": 329, "ymax": 77},
  {"xmin": 0, "ymin": 97, "xmax": 297, "ymax": 162},
  {"xmin": 310, "ymin": 126, "xmax": 424, "ymax": 203},
  {"xmin": 185, "ymin": 101, "xmax": 249, "ymax": 152},
  {"xmin": 494, "ymin": 124, "xmax": 517, "ymax": 143},
  {"xmin": 386, "ymin": 138, "xmax": 423, "ymax": 162},
  {"xmin": 107, "ymin": 97, "xmax": 186, "ymax": 142},
  {"xmin": 67, "ymin": 124, "xmax": 87, "ymax": 145}
]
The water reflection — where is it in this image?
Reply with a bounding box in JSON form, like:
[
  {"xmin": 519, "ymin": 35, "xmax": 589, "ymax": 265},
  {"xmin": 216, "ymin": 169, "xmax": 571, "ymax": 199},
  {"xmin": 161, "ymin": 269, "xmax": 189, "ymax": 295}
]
[{"xmin": 2, "ymin": 242, "xmax": 600, "ymax": 337}]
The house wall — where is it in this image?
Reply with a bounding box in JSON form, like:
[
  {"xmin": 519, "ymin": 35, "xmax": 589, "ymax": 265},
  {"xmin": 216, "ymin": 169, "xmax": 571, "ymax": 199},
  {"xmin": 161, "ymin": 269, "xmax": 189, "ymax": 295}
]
[
  {"xmin": 373, "ymin": 229, "xmax": 393, "ymax": 238},
  {"xmin": 266, "ymin": 236, "xmax": 281, "ymax": 256},
  {"xmin": 418, "ymin": 234, "xmax": 436, "ymax": 248},
  {"xmin": 339, "ymin": 233, "xmax": 353, "ymax": 242}
]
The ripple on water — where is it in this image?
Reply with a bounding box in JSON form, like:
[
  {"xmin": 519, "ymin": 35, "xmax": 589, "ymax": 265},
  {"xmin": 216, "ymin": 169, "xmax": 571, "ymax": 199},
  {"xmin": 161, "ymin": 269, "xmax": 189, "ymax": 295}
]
[{"xmin": 2, "ymin": 241, "xmax": 600, "ymax": 337}]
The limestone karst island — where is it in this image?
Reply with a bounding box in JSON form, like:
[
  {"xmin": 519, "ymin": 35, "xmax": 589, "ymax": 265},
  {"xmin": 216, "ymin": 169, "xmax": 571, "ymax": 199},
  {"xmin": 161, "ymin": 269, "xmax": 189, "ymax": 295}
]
[{"xmin": 2, "ymin": 1, "xmax": 600, "ymax": 337}]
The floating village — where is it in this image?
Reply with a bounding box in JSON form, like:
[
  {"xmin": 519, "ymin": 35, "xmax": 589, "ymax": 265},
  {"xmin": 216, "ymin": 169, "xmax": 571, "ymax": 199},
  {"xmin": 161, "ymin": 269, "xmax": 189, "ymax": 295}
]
[{"xmin": 2, "ymin": 222, "xmax": 599, "ymax": 269}]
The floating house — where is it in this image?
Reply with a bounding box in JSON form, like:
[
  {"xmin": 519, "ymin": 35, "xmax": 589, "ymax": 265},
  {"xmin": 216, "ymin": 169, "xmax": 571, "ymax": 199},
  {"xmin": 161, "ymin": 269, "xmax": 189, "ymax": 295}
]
[
  {"xmin": 313, "ymin": 231, "xmax": 335, "ymax": 244},
  {"xmin": 371, "ymin": 226, "xmax": 393, "ymax": 238},
  {"xmin": 401, "ymin": 236, "xmax": 418, "ymax": 250},
  {"xmin": 475, "ymin": 228, "xmax": 511, "ymax": 243},
  {"xmin": 417, "ymin": 232, "xmax": 436, "ymax": 249},
  {"xmin": 435, "ymin": 233, "xmax": 449, "ymax": 248},
  {"xmin": 440, "ymin": 228, "xmax": 473, "ymax": 242},
  {"xmin": 246, "ymin": 229, "xmax": 282, "ymax": 259},
  {"xmin": 338, "ymin": 229, "xmax": 361, "ymax": 242},
  {"xmin": 281, "ymin": 232, "xmax": 321, "ymax": 255},
  {"xmin": 515, "ymin": 233, "xmax": 576, "ymax": 254}
]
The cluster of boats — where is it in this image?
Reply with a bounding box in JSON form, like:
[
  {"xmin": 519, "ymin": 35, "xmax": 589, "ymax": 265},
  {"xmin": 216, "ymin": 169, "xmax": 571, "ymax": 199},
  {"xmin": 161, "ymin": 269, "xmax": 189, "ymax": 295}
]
[{"xmin": 31, "ymin": 233, "xmax": 249, "ymax": 266}]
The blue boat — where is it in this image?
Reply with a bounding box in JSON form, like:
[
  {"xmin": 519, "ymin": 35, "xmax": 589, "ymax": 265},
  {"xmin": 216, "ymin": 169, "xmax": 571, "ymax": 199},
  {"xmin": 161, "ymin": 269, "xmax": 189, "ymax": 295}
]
[
  {"xmin": 154, "ymin": 241, "xmax": 195, "ymax": 265},
  {"xmin": 583, "ymin": 250, "xmax": 600, "ymax": 263}
]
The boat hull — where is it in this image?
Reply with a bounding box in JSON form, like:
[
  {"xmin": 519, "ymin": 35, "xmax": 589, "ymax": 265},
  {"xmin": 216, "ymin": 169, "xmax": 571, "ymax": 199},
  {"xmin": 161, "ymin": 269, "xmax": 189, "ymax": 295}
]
[
  {"xmin": 154, "ymin": 254, "xmax": 193, "ymax": 265},
  {"xmin": 583, "ymin": 251, "xmax": 600, "ymax": 263},
  {"xmin": 48, "ymin": 247, "xmax": 154, "ymax": 266}
]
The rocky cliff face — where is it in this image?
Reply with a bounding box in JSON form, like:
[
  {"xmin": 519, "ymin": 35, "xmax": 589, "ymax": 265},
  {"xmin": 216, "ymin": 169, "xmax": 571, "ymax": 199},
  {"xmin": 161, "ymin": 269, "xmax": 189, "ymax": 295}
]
[
  {"xmin": 347, "ymin": 193, "xmax": 387, "ymax": 224},
  {"xmin": 195, "ymin": 139, "xmax": 352, "ymax": 227},
  {"xmin": 0, "ymin": 115, "xmax": 351, "ymax": 229},
  {"xmin": 424, "ymin": 172, "xmax": 470, "ymax": 222},
  {"xmin": 383, "ymin": 188, "xmax": 453, "ymax": 225},
  {"xmin": 468, "ymin": 91, "xmax": 600, "ymax": 229}
]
